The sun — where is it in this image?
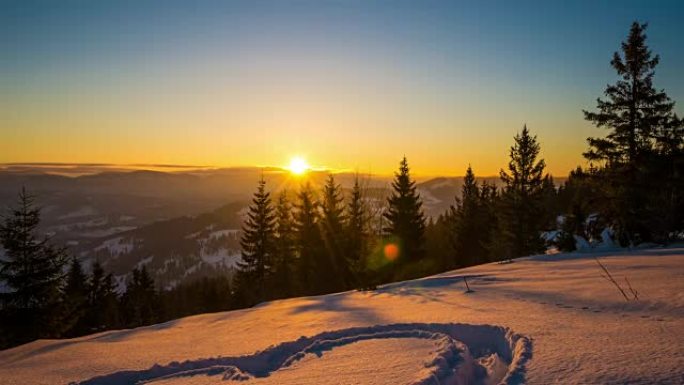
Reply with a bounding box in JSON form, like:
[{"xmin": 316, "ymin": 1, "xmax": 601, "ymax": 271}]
[{"xmin": 288, "ymin": 156, "xmax": 310, "ymax": 175}]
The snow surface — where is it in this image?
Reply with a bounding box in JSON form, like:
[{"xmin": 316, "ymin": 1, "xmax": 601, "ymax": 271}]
[{"xmin": 1, "ymin": 248, "xmax": 683, "ymax": 384}]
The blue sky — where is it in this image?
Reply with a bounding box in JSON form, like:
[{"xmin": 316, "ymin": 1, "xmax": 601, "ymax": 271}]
[{"xmin": 2, "ymin": 1, "xmax": 683, "ymax": 175}]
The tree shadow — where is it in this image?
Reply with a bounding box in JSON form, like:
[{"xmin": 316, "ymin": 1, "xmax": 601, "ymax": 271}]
[
  {"xmin": 368, "ymin": 274, "xmax": 515, "ymax": 304},
  {"xmin": 288, "ymin": 292, "xmax": 387, "ymax": 324}
]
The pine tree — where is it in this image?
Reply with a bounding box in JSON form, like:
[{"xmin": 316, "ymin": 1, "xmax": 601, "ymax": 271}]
[
  {"xmin": 540, "ymin": 175, "xmax": 559, "ymax": 229},
  {"xmin": 62, "ymin": 257, "xmax": 89, "ymax": 336},
  {"xmin": 383, "ymin": 157, "xmax": 426, "ymax": 262},
  {"xmin": 320, "ymin": 174, "xmax": 347, "ymax": 291},
  {"xmin": 234, "ymin": 177, "xmax": 276, "ymax": 305},
  {"xmin": 346, "ymin": 176, "xmax": 370, "ymax": 288},
  {"xmin": 86, "ymin": 261, "xmax": 119, "ymax": 332},
  {"xmin": 271, "ymin": 191, "xmax": 297, "ymax": 298},
  {"xmin": 0, "ymin": 188, "xmax": 68, "ymax": 347},
  {"xmin": 425, "ymin": 212, "xmax": 455, "ymax": 272},
  {"xmin": 584, "ymin": 22, "xmax": 674, "ymax": 165},
  {"xmin": 120, "ymin": 266, "xmax": 158, "ymax": 327},
  {"xmin": 479, "ymin": 181, "xmax": 501, "ymax": 261},
  {"xmin": 556, "ymin": 167, "xmax": 597, "ymax": 244},
  {"xmin": 293, "ymin": 183, "xmax": 325, "ymax": 295},
  {"xmin": 137, "ymin": 266, "xmax": 158, "ymax": 325},
  {"xmin": 452, "ymin": 166, "xmax": 489, "ymax": 267},
  {"xmin": 653, "ymin": 115, "xmax": 684, "ymax": 238},
  {"xmin": 497, "ymin": 126, "xmax": 548, "ymax": 258},
  {"xmin": 160, "ymin": 276, "xmax": 233, "ymax": 320},
  {"xmin": 583, "ymin": 22, "xmax": 679, "ymax": 243}
]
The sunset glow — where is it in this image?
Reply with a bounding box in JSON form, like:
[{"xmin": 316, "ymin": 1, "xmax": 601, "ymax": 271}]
[
  {"xmin": 2, "ymin": 2, "xmax": 683, "ymax": 177},
  {"xmin": 288, "ymin": 157, "xmax": 309, "ymax": 175}
]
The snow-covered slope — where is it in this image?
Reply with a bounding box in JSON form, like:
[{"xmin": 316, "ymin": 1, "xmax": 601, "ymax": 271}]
[{"xmin": 1, "ymin": 248, "xmax": 683, "ymax": 385}]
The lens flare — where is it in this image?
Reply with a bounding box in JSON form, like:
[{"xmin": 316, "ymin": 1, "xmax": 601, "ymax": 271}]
[{"xmin": 383, "ymin": 243, "xmax": 400, "ymax": 261}]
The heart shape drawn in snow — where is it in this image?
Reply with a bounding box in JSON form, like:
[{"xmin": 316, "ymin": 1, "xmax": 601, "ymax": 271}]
[{"xmin": 72, "ymin": 323, "xmax": 532, "ymax": 385}]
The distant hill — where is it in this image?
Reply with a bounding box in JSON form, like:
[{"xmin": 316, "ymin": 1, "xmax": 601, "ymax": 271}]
[
  {"xmin": 72, "ymin": 202, "xmax": 247, "ymax": 291},
  {"xmin": 416, "ymin": 175, "xmax": 566, "ymax": 217},
  {"xmin": 0, "ymin": 167, "xmax": 565, "ymax": 288}
]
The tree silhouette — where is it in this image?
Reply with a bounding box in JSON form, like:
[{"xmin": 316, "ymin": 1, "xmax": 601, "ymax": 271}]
[
  {"xmin": 86, "ymin": 261, "xmax": 120, "ymax": 332},
  {"xmin": 271, "ymin": 191, "xmax": 297, "ymax": 298},
  {"xmin": 384, "ymin": 157, "xmax": 426, "ymax": 262},
  {"xmin": 498, "ymin": 126, "xmax": 548, "ymax": 258},
  {"xmin": 294, "ymin": 183, "xmax": 325, "ymax": 294},
  {"xmin": 0, "ymin": 188, "xmax": 68, "ymax": 347},
  {"xmin": 235, "ymin": 177, "xmax": 276, "ymax": 305},
  {"xmin": 346, "ymin": 175, "xmax": 370, "ymax": 287},
  {"xmin": 63, "ymin": 257, "xmax": 89, "ymax": 336},
  {"xmin": 452, "ymin": 166, "xmax": 489, "ymax": 266},
  {"xmin": 583, "ymin": 22, "xmax": 680, "ymax": 243},
  {"xmin": 320, "ymin": 174, "xmax": 347, "ymax": 291}
]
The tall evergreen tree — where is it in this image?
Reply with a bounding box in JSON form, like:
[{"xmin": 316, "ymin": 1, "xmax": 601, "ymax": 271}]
[
  {"xmin": 497, "ymin": 126, "xmax": 548, "ymax": 258},
  {"xmin": 478, "ymin": 181, "xmax": 502, "ymax": 261},
  {"xmin": 121, "ymin": 266, "xmax": 158, "ymax": 327},
  {"xmin": 271, "ymin": 191, "xmax": 297, "ymax": 298},
  {"xmin": 540, "ymin": 175, "xmax": 559, "ymax": 229},
  {"xmin": 425, "ymin": 213, "xmax": 456, "ymax": 272},
  {"xmin": 383, "ymin": 157, "xmax": 426, "ymax": 262},
  {"xmin": 293, "ymin": 183, "xmax": 326, "ymax": 294},
  {"xmin": 556, "ymin": 167, "xmax": 600, "ymax": 245},
  {"xmin": 62, "ymin": 257, "xmax": 89, "ymax": 336},
  {"xmin": 584, "ymin": 22, "xmax": 674, "ymax": 165},
  {"xmin": 86, "ymin": 261, "xmax": 120, "ymax": 332},
  {"xmin": 452, "ymin": 166, "xmax": 489, "ymax": 267},
  {"xmin": 320, "ymin": 175, "xmax": 347, "ymax": 291},
  {"xmin": 653, "ymin": 115, "xmax": 684, "ymax": 237},
  {"xmin": 160, "ymin": 276, "xmax": 232, "ymax": 320},
  {"xmin": 346, "ymin": 176, "xmax": 370, "ymax": 287},
  {"xmin": 234, "ymin": 178, "xmax": 276, "ymax": 305},
  {"xmin": 583, "ymin": 22, "xmax": 680, "ymax": 243},
  {"xmin": 0, "ymin": 188, "xmax": 68, "ymax": 347}
]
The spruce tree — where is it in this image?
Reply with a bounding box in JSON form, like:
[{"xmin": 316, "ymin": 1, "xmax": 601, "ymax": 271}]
[
  {"xmin": 346, "ymin": 176, "xmax": 370, "ymax": 288},
  {"xmin": 452, "ymin": 166, "xmax": 488, "ymax": 267},
  {"xmin": 653, "ymin": 115, "xmax": 684, "ymax": 238},
  {"xmin": 383, "ymin": 157, "xmax": 426, "ymax": 262},
  {"xmin": 137, "ymin": 266, "xmax": 158, "ymax": 325},
  {"xmin": 293, "ymin": 183, "xmax": 325, "ymax": 294},
  {"xmin": 271, "ymin": 191, "xmax": 296, "ymax": 298},
  {"xmin": 479, "ymin": 181, "xmax": 501, "ymax": 260},
  {"xmin": 86, "ymin": 261, "xmax": 119, "ymax": 332},
  {"xmin": 234, "ymin": 178, "xmax": 276, "ymax": 305},
  {"xmin": 320, "ymin": 174, "xmax": 347, "ymax": 291},
  {"xmin": 556, "ymin": 167, "xmax": 598, "ymax": 247},
  {"xmin": 498, "ymin": 126, "xmax": 548, "ymax": 258},
  {"xmin": 62, "ymin": 257, "xmax": 89, "ymax": 336},
  {"xmin": 584, "ymin": 22, "xmax": 674, "ymax": 165},
  {"xmin": 540, "ymin": 175, "xmax": 559, "ymax": 229},
  {"xmin": 425, "ymin": 213, "xmax": 456, "ymax": 272},
  {"xmin": 120, "ymin": 266, "xmax": 158, "ymax": 327},
  {"xmin": 583, "ymin": 22, "xmax": 679, "ymax": 243},
  {"xmin": 0, "ymin": 188, "xmax": 68, "ymax": 347}
]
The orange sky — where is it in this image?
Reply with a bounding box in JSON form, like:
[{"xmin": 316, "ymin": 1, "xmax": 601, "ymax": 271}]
[{"xmin": 3, "ymin": 2, "xmax": 683, "ymax": 177}]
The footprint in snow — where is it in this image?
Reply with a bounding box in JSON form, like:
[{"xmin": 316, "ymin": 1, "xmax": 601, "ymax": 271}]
[{"xmin": 71, "ymin": 323, "xmax": 532, "ymax": 385}]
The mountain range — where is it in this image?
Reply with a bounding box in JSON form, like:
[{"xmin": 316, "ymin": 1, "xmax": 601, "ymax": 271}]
[{"xmin": 0, "ymin": 166, "xmax": 561, "ymax": 289}]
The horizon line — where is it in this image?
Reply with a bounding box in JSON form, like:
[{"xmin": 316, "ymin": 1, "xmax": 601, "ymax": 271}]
[{"xmin": 0, "ymin": 162, "xmax": 518, "ymax": 179}]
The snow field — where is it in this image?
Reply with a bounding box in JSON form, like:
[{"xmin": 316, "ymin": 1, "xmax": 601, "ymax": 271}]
[{"xmin": 1, "ymin": 247, "xmax": 682, "ymax": 385}]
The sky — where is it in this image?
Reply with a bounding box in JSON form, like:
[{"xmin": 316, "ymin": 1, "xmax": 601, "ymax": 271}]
[{"xmin": 2, "ymin": 0, "xmax": 683, "ymax": 176}]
